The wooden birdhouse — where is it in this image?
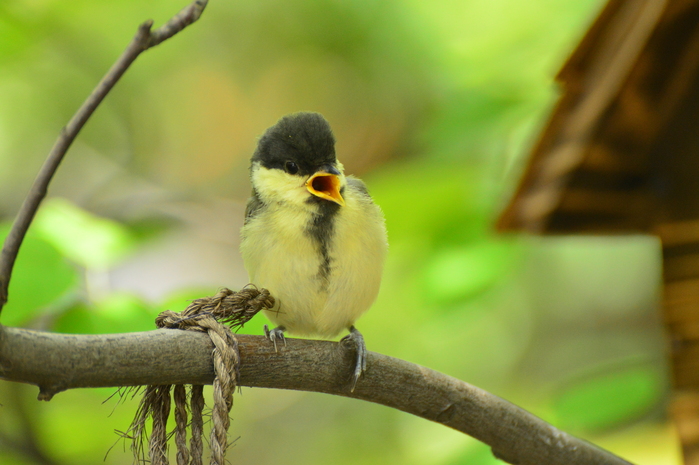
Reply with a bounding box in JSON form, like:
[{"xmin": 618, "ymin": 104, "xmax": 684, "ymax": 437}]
[{"xmin": 497, "ymin": 1, "xmax": 699, "ymax": 462}]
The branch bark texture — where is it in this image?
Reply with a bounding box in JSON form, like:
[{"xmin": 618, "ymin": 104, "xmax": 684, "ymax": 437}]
[
  {"xmin": 0, "ymin": 0, "xmax": 208, "ymax": 313},
  {"xmin": 0, "ymin": 326, "xmax": 633, "ymax": 465}
]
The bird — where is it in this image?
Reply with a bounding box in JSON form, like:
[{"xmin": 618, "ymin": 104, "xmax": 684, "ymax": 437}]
[{"xmin": 240, "ymin": 112, "xmax": 388, "ymax": 390}]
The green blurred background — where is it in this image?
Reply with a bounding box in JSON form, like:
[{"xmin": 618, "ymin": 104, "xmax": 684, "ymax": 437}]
[{"xmin": 0, "ymin": 0, "xmax": 680, "ymax": 463}]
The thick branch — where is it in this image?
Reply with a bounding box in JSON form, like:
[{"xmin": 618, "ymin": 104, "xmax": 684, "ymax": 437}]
[
  {"xmin": 0, "ymin": 0, "xmax": 208, "ymax": 313},
  {"xmin": 0, "ymin": 326, "xmax": 633, "ymax": 465}
]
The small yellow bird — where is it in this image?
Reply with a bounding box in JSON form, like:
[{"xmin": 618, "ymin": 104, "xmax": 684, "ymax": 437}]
[{"xmin": 240, "ymin": 112, "xmax": 388, "ymax": 389}]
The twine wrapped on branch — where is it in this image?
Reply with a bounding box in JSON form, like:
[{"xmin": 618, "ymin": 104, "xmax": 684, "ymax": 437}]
[{"xmin": 127, "ymin": 287, "xmax": 274, "ymax": 465}]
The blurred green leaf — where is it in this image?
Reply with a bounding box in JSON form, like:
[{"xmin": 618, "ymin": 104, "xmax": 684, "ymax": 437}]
[
  {"xmin": 36, "ymin": 387, "xmax": 141, "ymax": 465},
  {"xmin": 0, "ymin": 223, "xmax": 78, "ymax": 326},
  {"xmin": 0, "ymin": 450, "xmax": 35, "ymax": 465},
  {"xmin": 0, "ymin": 14, "xmax": 31, "ymax": 60},
  {"xmin": 553, "ymin": 364, "xmax": 664, "ymax": 432},
  {"xmin": 33, "ymin": 198, "xmax": 135, "ymax": 269},
  {"xmin": 369, "ymin": 162, "xmax": 483, "ymax": 244},
  {"xmin": 51, "ymin": 303, "xmax": 95, "ymax": 334},
  {"xmin": 447, "ymin": 442, "xmax": 501, "ymax": 465},
  {"xmin": 424, "ymin": 240, "xmax": 514, "ymax": 303},
  {"xmin": 53, "ymin": 292, "xmax": 154, "ymax": 334}
]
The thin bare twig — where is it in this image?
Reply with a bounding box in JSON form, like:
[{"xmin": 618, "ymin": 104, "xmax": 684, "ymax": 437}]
[
  {"xmin": 0, "ymin": 327, "xmax": 634, "ymax": 465},
  {"xmin": 0, "ymin": 0, "xmax": 208, "ymax": 314}
]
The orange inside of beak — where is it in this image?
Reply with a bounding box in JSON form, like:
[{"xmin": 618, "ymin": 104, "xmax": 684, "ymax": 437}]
[{"xmin": 306, "ymin": 173, "xmax": 345, "ymax": 206}]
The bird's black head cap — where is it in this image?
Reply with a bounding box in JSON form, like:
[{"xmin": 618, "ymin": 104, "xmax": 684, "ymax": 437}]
[{"xmin": 252, "ymin": 112, "xmax": 337, "ymax": 176}]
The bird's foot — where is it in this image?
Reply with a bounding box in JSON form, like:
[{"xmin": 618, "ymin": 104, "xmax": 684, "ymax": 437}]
[
  {"xmin": 341, "ymin": 326, "xmax": 367, "ymax": 392},
  {"xmin": 264, "ymin": 324, "xmax": 286, "ymax": 352}
]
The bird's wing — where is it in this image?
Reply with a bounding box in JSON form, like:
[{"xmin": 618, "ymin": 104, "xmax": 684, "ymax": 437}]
[
  {"xmin": 244, "ymin": 189, "xmax": 265, "ymax": 225},
  {"xmin": 346, "ymin": 176, "xmax": 372, "ymax": 199}
]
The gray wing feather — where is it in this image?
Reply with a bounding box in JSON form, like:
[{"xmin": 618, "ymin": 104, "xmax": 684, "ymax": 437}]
[
  {"xmin": 244, "ymin": 189, "xmax": 265, "ymax": 225},
  {"xmin": 346, "ymin": 176, "xmax": 372, "ymax": 199}
]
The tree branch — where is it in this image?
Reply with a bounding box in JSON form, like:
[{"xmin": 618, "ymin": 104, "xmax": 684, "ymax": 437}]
[
  {"xmin": 0, "ymin": 0, "xmax": 208, "ymax": 314},
  {"xmin": 0, "ymin": 326, "xmax": 633, "ymax": 465}
]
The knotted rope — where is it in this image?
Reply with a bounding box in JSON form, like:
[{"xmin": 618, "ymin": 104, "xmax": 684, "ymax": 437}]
[{"xmin": 128, "ymin": 287, "xmax": 274, "ymax": 465}]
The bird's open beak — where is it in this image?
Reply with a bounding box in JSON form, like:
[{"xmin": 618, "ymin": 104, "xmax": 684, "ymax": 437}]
[{"xmin": 306, "ymin": 172, "xmax": 345, "ymax": 206}]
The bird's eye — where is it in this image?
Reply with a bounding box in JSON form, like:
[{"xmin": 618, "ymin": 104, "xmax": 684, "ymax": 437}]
[{"xmin": 284, "ymin": 161, "xmax": 299, "ymax": 174}]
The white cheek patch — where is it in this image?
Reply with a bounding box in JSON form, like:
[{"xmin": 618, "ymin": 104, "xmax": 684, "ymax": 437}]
[{"xmin": 252, "ymin": 164, "xmax": 309, "ymax": 206}]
